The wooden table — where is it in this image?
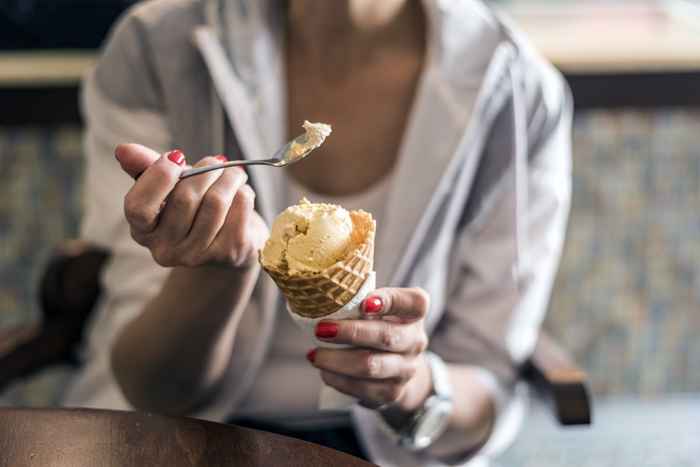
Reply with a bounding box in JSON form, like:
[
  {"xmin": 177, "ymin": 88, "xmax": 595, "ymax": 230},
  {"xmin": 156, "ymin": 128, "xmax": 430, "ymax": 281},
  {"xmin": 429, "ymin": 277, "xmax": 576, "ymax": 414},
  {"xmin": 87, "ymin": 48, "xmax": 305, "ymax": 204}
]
[{"xmin": 0, "ymin": 408, "xmax": 376, "ymax": 467}]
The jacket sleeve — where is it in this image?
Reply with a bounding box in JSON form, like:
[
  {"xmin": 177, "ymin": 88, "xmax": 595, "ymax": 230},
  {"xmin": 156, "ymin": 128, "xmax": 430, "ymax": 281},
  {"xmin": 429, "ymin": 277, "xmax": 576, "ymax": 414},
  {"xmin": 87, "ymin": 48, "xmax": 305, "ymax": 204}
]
[
  {"xmin": 429, "ymin": 58, "xmax": 573, "ymax": 459},
  {"xmin": 64, "ymin": 9, "xmax": 175, "ymax": 410}
]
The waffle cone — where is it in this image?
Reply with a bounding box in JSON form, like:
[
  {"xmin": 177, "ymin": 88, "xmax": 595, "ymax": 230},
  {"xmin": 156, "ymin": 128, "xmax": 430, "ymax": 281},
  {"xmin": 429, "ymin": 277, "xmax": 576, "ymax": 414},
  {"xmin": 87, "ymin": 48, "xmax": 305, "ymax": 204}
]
[{"xmin": 262, "ymin": 210, "xmax": 375, "ymax": 319}]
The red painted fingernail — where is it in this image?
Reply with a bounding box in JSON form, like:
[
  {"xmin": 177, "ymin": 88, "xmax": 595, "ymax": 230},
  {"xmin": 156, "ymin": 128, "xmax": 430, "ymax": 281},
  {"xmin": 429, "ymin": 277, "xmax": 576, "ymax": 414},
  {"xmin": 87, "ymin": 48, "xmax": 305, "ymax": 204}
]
[
  {"xmin": 306, "ymin": 349, "xmax": 317, "ymax": 363},
  {"xmin": 166, "ymin": 150, "xmax": 186, "ymax": 165},
  {"xmin": 363, "ymin": 296, "xmax": 383, "ymax": 314},
  {"xmin": 315, "ymin": 322, "xmax": 338, "ymax": 339},
  {"xmin": 215, "ymin": 154, "xmax": 228, "ymax": 163}
]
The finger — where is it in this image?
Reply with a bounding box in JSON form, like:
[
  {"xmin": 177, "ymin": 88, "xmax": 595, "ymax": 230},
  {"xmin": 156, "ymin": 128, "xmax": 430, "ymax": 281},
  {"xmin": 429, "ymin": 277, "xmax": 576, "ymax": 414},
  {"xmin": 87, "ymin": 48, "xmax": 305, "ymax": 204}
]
[
  {"xmin": 182, "ymin": 166, "xmax": 248, "ymax": 256},
  {"xmin": 123, "ymin": 149, "xmax": 187, "ymax": 233},
  {"xmin": 320, "ymin": 371, "xmax": 405, "ymax": 409},
  {"xmin": 210, "ymin": 183, "xmax": 256, "ymax": 267},
  {"xmin": 155, "ymin": 156, "xmax": 226, "ymax": 244},
  {"xmin": 360, "ymin": 287, "xmax": 430, "ymax": 322},
  {"xmin": 312, "ymin": 348, "xmax": 418, "ymax": 381},
  {"xmin": 115, "ymin": 143, "xmax": 166, "ymax": 179},
  {"xmin": 315, "ymin": 319, "xmax": 428, "ymax": 354}
]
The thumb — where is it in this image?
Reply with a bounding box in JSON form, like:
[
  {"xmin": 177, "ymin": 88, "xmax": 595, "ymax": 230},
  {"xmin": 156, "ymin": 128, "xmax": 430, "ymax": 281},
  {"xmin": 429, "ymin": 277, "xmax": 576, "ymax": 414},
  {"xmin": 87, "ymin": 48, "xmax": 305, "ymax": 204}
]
[{"xmin": 114, "ymin": 143, "xmax": 167, "ymax": 179}]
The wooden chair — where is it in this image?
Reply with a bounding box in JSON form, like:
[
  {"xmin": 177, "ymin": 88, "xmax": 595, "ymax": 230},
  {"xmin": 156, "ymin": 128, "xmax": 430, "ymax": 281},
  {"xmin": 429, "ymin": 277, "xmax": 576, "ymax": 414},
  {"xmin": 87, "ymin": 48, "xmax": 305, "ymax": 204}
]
[{"xmin": 0, "ymin": 241, "xmax": 592, "ymax": 426}]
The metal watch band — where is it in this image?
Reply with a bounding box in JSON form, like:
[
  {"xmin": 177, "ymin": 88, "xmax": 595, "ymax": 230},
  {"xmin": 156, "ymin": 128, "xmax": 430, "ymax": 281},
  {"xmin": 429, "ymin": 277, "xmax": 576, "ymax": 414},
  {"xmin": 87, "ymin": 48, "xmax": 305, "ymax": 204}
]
[
  {"xmin": 376, "ymin": 352, "xmax": 454, "ymax": 450},
  {"xmin": 425, "ymin": 351, "xmax": 452, "ymax": 400}
]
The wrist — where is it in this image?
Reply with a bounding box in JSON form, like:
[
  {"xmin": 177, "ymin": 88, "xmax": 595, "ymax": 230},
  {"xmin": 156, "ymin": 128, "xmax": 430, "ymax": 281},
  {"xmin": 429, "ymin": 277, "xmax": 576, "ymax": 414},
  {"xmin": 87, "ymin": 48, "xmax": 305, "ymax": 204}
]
[
  {"xmin": 380, "ymin": 354, "xmax": 434, "ymax": 429},
  {"xmin": 378, "ymin": 352, "xmax": 455, "ymax": 451}
]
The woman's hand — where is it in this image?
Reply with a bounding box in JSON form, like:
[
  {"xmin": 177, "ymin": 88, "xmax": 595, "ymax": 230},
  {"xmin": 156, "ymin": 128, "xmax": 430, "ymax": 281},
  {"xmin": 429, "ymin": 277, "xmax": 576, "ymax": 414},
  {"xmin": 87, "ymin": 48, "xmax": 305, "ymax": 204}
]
[
  {"xmin": 308, "ymin": 287, "xmax": 433, "ymax": 415},
  {"xmin": 116, "ymin": 144, "xmax": 268, "ymax": 269}
]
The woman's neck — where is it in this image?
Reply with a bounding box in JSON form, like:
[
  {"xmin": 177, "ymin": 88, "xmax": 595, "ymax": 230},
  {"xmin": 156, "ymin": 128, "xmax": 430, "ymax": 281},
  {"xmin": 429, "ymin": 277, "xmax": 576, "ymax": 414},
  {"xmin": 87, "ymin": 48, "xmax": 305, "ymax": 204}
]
[
  {"xmin": 288, "ymin": 0, "xmax": 409, "ymax": 35},
  {"xmin": 286, "ymin": 0, "xmax": 422, "ymax": 69}
]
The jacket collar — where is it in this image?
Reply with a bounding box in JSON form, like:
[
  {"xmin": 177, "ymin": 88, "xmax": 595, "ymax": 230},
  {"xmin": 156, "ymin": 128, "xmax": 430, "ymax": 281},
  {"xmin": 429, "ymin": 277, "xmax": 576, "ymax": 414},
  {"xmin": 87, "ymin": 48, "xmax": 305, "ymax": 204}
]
[{"xmin": 194, "ymin": 0, "xmax": 516, "ymax": 285}]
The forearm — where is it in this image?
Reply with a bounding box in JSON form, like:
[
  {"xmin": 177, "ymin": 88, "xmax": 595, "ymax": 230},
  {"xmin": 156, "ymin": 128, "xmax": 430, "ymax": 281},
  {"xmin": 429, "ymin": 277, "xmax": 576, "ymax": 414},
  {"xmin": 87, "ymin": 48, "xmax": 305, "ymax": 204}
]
[{"xmin": 111, "ymin": 263, "xmax": 260, "ymax": 414}]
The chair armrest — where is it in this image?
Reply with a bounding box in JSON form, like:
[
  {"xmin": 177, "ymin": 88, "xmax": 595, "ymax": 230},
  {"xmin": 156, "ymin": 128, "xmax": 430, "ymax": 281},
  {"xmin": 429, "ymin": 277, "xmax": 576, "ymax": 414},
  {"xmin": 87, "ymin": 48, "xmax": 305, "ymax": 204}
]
[
  {"xmin": 0, "ymin": 240, "xmax": 109, "ymax": 392},
  {"xmin": 0, "ymin": 322, "xmax": 74, "ymax": 392},
  {"xmin": 521, "ymin": 332, "xmax": 592, "ymax": 426},
  {"xmin": 0, "ymin": 325, "xmax": 41, "ymax": 358}
]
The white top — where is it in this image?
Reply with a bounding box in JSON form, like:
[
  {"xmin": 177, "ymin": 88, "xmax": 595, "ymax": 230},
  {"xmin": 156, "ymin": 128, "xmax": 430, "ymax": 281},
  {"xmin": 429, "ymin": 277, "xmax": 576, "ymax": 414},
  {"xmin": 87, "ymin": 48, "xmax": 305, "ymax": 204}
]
[{"xmin": 237, "ymin": 172, "xmax": 394, "ymax": 418}]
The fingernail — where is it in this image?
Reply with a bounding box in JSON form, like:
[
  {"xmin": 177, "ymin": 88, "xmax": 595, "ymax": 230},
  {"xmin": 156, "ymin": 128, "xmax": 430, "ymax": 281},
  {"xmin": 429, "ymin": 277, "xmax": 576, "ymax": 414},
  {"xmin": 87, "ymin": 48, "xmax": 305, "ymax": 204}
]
[
  {"xmin": 215, "ymin": 154, "xmax": 228, "ymax": 163},
  {"xmin": 166, "ymin": 150, "xmax": 186, "ymax": 165},
  {"xmin": 315, "ymin": 322, "xmax": 338, "ymax": 339},
  {"xmin": 363, "ymin": 296, "xmax": 383, "ymax": 314},
  {"xmin": 306, "ymin": 349, "xmax": 317, "ymax": 363}
]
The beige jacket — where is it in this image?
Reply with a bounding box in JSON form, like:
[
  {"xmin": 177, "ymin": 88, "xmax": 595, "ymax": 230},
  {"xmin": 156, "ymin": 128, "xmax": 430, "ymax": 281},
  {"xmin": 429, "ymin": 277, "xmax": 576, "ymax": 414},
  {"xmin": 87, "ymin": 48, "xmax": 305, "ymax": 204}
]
[{"xmin": 64, "ymin": 1, "xmax": 572, "ymax": 465}]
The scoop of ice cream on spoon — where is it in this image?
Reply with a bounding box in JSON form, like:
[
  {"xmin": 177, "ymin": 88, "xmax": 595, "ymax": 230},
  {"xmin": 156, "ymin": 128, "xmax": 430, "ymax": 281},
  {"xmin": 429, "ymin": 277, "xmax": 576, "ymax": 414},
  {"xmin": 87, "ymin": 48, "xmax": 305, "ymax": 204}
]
[{"xmin": 179, "ymin": 121, "xmax": 332, "ymax": 179}]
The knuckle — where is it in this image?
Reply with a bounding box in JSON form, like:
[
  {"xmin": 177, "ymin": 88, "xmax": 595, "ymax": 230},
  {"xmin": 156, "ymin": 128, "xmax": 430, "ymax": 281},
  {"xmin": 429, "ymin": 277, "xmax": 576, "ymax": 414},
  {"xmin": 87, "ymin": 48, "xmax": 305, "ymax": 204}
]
[
  {"xmin": 124, "ymin": 197, "xmax": 151, "ymax": 230},
  {"xmin": 411, "ymin": 287, "xmax": 430, "ymax": 316},
  {"xmin": 414, "ymin": 332, "xmax": 429, "ymax": 354},
  {"xmin": 129, "ymin": 226, "xmax": 149, "ymax": 246},
  {"xmin": 349, "ymin": 322, "xmax": 363, "ymax": 343},
  {"xmin": 237, "ymin": 184, "xmax": 255, "ymax": 205},
  {"xmin": 150, "ymin": 161, "xmax": 174, "ymax": 178},
  {"xmin": 227, "ymin": 242, "xmax": 253, "ymax": 268},
  {"xmin": 170, "ymin": 188, "xmax": 198, "ymax": 211},
  {"xmin": 364, "ymin": 352, "xmax": 382, "ymax": 378},
  {"xmin": 380, "ymin": 325, "xmax": 401, "ymax": 350},
  {"xmin": 200, "ymin": 190, "xmax": 229, "ymax": 218},
  {"xmin": 199, "ymin": 156, "xmax": 220, "ymax": 166}
]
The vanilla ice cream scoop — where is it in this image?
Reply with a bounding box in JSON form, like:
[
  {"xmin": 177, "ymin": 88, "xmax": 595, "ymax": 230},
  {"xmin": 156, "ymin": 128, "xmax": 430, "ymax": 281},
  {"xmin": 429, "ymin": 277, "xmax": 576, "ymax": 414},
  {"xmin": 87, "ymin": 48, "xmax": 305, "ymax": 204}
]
[
  {"xmin": 288, "ymin": 121, "xmax": 332, "ymax": 161},
  {"xmin": 261, "ymin": 198, "xmax": 355, "ymax": 275}
]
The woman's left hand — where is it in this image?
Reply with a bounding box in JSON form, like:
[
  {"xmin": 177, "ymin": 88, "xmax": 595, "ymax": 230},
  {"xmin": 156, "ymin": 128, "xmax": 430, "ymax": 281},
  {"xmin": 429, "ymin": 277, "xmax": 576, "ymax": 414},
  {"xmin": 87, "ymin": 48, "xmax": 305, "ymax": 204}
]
[{"xmin": 308, "ymin": 287, "xmax": 433, "ymax": 414}]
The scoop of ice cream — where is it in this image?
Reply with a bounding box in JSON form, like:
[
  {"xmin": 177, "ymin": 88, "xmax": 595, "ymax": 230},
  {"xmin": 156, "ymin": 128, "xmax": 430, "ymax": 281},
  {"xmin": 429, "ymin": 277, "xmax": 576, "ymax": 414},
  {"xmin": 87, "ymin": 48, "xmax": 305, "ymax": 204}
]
[
  {"xmin": 261, "ymin": 198, "xmax": 354, "ymax": 274},
  {"xmin": 288, "ymin": 121, "xmax": 332, "ymax": 161}
]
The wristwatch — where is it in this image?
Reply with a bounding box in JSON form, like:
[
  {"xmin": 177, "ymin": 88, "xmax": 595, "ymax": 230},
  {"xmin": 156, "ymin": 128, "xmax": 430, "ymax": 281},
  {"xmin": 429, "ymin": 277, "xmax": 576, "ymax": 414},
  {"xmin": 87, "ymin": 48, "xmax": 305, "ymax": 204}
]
[{"xmin": 388, "ymin": 352, "xmax": 454, "ymax": 451}]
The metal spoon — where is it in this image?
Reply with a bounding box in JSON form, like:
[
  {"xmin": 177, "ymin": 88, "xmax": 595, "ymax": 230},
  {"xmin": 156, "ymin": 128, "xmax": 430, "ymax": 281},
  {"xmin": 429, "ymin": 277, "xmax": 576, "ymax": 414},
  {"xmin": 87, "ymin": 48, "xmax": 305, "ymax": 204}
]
[{"xmin": 179, "ymin": 131, "xmax": 319, "ymax": 179}]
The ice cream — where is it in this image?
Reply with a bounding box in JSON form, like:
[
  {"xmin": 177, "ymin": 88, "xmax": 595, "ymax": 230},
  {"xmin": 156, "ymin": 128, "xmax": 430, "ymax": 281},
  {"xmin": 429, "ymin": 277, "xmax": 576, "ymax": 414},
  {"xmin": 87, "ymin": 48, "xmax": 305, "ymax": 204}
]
[
  {"xmin": 288, "ymin": 121, "xmax": 332, "ymax": 161},
  {"xmin": 261, "ymin": 198, "xmax": 356, "ymax": 275},
  {"xmin": 260, "ymin": 198, "xmax": 377, "ymax": 410},
  {"xmin": 260, "ymin": 198, "xmax": 376, "ymax": 318}
]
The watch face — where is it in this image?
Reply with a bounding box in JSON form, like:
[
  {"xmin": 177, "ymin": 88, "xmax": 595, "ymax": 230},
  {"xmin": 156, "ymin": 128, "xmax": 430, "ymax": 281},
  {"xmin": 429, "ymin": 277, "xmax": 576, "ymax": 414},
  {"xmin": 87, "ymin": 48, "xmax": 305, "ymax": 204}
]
[{"xmin": 413, "ymin": 400, "xmax": 452, "ymax": 450}]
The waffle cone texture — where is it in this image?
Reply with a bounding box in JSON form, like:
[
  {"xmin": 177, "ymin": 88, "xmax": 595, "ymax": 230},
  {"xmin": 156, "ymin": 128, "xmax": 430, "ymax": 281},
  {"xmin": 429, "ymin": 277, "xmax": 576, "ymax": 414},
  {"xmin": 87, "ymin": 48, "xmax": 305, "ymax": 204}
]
[{"xmin": 261, "ymin": 211, "xmax": 375, "ymax": 318}]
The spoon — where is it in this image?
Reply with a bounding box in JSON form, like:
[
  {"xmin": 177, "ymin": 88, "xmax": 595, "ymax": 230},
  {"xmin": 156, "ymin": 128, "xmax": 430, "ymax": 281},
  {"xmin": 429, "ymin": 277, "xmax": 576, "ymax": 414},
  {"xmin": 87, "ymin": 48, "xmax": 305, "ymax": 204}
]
[{"xmin": 179, "ymin": 130, "xmax": 323, "ymax": 179}]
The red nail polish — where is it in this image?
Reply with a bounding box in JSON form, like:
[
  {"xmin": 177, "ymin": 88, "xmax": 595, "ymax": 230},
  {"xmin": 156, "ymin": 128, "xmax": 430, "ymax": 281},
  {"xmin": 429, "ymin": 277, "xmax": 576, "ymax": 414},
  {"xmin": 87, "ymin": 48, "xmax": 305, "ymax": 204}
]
[
  {"xmin": 315, "ymin": 322, "xmax": 338, "ymax": 339},
  {"xmin": 166, "ymin": 150, "xmax": 186, "ymax": 165},
  {"xmin": 215, "ymin": 154, "xmax": 228, "ymax": 163},
  {"xmin": 306, "ymin": 349, "xmax": 317, "ymax": 363},
  {"xmin": 363, "ymin": 296, "xmax": 383, "ymax": 314}
]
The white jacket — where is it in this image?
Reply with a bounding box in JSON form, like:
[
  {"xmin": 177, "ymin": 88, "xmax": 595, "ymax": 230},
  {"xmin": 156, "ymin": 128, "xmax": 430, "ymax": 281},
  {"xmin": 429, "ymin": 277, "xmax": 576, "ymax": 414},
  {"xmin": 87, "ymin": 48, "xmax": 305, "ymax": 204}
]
[{"xmin": 65, "ymin": 1, "xmax": 572, "ymax": 465}]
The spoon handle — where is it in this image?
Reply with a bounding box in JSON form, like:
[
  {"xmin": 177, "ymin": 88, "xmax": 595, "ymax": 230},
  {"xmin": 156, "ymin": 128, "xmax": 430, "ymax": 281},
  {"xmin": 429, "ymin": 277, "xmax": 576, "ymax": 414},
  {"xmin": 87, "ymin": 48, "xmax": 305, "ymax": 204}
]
[{"xmin": 179, "ymin": 159, "xmax": 273, "ymax": 179}]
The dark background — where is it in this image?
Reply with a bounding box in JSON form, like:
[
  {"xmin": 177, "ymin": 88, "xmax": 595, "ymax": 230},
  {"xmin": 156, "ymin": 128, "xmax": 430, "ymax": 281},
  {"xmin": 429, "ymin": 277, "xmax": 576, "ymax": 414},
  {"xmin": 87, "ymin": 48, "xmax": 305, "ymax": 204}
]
[{"xmin": 0, "ymin": 1, "xmax": 137, "ymax": 49}]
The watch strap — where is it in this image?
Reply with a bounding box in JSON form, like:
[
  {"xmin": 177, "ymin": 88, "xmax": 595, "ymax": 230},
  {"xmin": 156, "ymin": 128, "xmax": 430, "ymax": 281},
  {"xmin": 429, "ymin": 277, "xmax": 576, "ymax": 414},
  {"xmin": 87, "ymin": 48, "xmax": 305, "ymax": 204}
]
[
  {"xmin": 376, "ymin": 352, "xmax": 454, "ymax": 450},
  {"xmin": 425, "ymin": 351, "xmax": 452, "ymax": 400}
]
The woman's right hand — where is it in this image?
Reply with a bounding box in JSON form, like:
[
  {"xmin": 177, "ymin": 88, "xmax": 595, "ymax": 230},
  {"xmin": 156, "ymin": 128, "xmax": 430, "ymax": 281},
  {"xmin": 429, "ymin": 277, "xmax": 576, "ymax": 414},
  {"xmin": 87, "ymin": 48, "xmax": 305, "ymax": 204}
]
[{"xmin": 115, "ymin": 143, "xmax": 269, "ymax": 269}]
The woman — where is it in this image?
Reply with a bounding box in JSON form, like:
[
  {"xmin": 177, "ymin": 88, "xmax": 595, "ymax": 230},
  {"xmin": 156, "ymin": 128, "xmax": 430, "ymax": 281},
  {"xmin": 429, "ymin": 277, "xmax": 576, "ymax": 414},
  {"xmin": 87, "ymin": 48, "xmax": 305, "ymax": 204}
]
[{"xmin": 64, "ymin": 0, "xmax": 572, "ymax": 465}]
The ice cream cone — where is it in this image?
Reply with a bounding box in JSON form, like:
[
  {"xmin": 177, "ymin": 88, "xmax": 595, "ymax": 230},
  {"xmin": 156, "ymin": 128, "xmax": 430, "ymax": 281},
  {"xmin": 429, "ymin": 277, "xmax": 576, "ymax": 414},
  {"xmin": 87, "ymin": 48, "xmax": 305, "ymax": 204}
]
[{"xmin": 262, "ymin": 211, "xmax": 375, "ymax": 318}]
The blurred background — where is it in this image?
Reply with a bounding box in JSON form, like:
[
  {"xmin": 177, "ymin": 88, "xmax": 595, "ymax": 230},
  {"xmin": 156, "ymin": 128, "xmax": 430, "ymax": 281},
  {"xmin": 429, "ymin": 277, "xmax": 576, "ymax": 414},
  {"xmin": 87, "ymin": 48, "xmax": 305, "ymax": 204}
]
[{"xmin": 1, "ymin": 1, "xmax": 699, "ymax": 465}]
